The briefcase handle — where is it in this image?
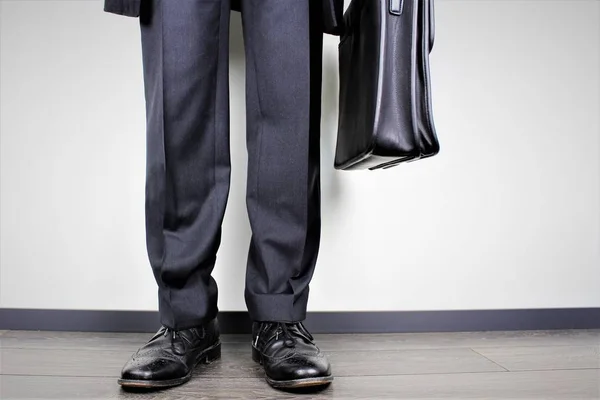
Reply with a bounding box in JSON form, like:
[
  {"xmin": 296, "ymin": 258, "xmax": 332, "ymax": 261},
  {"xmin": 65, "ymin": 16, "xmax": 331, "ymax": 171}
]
[{"xmin": 389, "ymin": 0, "xmax": 435, "ymax": 52}]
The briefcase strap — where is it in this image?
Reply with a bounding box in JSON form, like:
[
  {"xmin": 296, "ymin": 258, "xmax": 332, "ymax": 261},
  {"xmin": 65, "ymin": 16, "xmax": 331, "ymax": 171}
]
[{"xmin": 388, "ymin": 0, "xmax": 435, "ymax": 52}]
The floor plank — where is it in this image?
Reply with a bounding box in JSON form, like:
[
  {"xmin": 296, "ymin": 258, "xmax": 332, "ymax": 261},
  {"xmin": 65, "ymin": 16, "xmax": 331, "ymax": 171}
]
[
  {"xmin": 0, "ymin": 347, "xmax": 503, "ymax": 377},
  {"xmin": 1, "ymin": 369, "xmax": 598, "ymax": 399},
  {"xmin": 0, "ymin": 331, "xmax": 250, "ymax": 351},
  {"xmin": 326, "ymin": 348, "xmax": 506, "ymax": 375},
  {"xmin": 311, "ymin": 330, "xmax": 600, "ymax": 351},
  {"xmin": 2, "ymin": 330, "xmax": 599, "ymax": 352},
  {"xmin": 472, "ymin": 345, "xmax": 600, "ymax": 371}
]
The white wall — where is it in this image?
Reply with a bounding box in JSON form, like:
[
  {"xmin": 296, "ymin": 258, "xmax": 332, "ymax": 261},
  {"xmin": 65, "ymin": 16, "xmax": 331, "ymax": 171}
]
[{"xmin": 1, "ymin": 0, "xmax": 599, "ymax": 312}]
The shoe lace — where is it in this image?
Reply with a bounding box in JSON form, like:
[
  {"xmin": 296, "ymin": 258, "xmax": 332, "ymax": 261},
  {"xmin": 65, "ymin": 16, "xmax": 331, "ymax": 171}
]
[
  {"xmin": 276, "ymin": 322, "xmax": 297, "ymax": 348},
  {"xmin": 159, "ymin": 326, "xmax": 193, "ymax": 346},
  {"xmin": 256, "ymin": 321, "xmax": 314, "ymax": 348},
  {"xmin": 160, "ymin": 326, "xmax": 177, "ymax": 339}
]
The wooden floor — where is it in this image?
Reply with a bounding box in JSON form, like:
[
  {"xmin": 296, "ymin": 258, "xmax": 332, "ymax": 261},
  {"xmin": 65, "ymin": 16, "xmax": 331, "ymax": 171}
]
[{"xmin": 0, "ymin": 329, "xmax": 599, "ymax": 399}]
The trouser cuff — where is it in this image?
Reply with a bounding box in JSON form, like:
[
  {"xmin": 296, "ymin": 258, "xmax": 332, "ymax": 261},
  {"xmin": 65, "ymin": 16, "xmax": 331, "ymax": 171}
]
[{"xmin": 245, "ymin": 290, "xmax": 309, "ymax": 322}]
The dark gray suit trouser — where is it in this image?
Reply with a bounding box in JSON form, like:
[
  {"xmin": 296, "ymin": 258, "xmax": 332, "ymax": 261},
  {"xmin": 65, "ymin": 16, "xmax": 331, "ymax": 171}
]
[{"xmin": 139, "ymin": 0, "xmax": 323, "ymax": 330}]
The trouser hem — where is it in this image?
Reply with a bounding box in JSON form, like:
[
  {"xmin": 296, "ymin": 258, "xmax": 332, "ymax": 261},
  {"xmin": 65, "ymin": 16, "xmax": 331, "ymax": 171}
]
[
  {"xmin": 159, "ymin": 309, "xmax": 219, "ymax": 331},
  {"xmin": 246, "ymin": 291, "xmax": 309, "ymax": 322}
]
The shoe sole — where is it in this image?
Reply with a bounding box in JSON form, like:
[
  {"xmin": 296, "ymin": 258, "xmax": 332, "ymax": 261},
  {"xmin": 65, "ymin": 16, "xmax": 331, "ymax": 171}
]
[
  {"xmin": 252, "ymin": 346, "xmax": 334, "ymax": 389},
  {"xmin": 117, "ymin": 341, "xmax": 221, "ymax": 389}
]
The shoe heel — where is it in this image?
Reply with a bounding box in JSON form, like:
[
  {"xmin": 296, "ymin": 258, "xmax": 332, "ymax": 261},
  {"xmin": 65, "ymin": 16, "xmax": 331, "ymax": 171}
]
[
  {"xmin": 203, "ymin": 342, "xmax": 221, "ymax": 364},
  {"xmin": 251, "ymin": 346, "xmax": 262, "ymax": 365}
]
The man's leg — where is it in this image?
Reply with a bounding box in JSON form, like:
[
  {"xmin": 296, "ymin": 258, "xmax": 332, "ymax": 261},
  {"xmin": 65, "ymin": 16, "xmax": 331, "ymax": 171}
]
[
  {"xmin": 240, "ymin": 0, "xmax": 332, "ymax": 389},
  {"xmin": 242, "ymin": 0, "xmax": 323, "ymax": 323},
  {"xmin": 119, "ymin": 0, "xmax": 230, "ymax": 389},
  {"xmin": 141, "ymin": 0, "xmax": 231, "ymax": 330}
]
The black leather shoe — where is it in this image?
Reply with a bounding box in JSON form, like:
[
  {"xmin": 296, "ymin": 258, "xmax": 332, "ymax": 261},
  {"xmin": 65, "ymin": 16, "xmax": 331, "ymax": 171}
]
[
  {"xmin": 252, "ymin": 321, "xmax": 333, "ymax": 389},
  {"xmin": 118, "ymin": 318, "xmax": 221, "ymax": 389}
]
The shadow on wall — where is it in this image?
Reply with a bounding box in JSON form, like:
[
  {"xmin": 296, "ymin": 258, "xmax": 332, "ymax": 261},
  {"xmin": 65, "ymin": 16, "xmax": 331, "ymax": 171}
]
[
  {"xmin": 320, "ymin": 42, "xmax": 344, "ymax": 204},
  {"xmin": 229, "ymin": 12, "xmax": 245, "ymax": 74}
]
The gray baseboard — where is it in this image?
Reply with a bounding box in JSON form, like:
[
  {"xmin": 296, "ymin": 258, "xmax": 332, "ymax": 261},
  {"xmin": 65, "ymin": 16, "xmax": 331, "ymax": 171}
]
[{"xmin": 0, "ymin": 308, "xmax": 599, "ymax": 333}]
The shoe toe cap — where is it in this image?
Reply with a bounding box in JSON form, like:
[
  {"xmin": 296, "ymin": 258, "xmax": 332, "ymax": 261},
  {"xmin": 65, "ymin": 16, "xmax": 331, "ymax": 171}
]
[
  {"xmin": 269, "ymin": 353, "xmax": 332, "ymax": 381},
  {"xmin": 121, "ymin": 359, "xmax": 153, "ymax": 381},
  {"xmin": 121, "ymin": 356, "xmax": 186, "ymax": 381}
]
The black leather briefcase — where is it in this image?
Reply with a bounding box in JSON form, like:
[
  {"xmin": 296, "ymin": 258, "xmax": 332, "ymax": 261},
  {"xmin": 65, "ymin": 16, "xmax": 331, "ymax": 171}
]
[{"xmin": 334, "ymin": 0, "xmax": 440, "ymax": 170}]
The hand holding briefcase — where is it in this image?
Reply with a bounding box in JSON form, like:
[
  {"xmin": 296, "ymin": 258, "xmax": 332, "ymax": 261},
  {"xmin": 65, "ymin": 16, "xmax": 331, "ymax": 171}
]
[{"xmin": 334, "ymin": 0, "xmax": 440, "ymax": 170}]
